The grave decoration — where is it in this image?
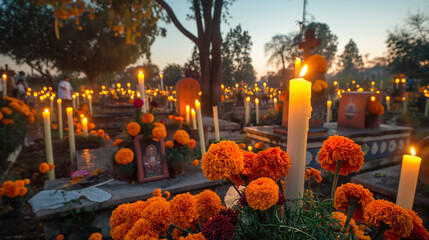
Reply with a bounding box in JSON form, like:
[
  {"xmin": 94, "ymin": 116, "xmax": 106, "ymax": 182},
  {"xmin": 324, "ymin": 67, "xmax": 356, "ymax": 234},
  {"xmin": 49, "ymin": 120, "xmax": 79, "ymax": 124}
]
[
  {"xmin": 175, "ymin": 76, "xmax": 200, "ymax": 118},
  {"xmin": 0, "ymin": 96, "xmax": 36, "ymax": 163},
  {"xmin": 164, "ymin": 130, "xmax": 198, "ymax": 176},
  {"xmin": 109, "ymin": 140, "xmax": 428, "ymax": 240},
  {"xmin": 112, "ymin": 99, "xmax": 168, "ymax": 182},
  {"xmin": 0, "ymin": 179, "xmax": 31, "ymax": 209}
]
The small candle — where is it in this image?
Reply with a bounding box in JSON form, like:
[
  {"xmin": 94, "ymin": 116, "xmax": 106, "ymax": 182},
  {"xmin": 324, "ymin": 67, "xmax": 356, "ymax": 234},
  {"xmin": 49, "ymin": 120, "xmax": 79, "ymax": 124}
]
[
  {"xmin": 57, "ymin": 99, "xmax": 63, "ymax": 139},
  {"xmin": 138, "ymin": 71, "xmax": 146, "ymax": 113},
  {"xmin": 245, "ymin": 97, "xmax": 250, "ymax": 125},
  {"xmin": 195, "ymin": 100, "xmax": 206, "ymax": 154},
  {"xmin": 326, "ymin": 100, "xmax": 332, "ymax": 123},
  {"xmin": 396, "ymin": 147, "xmax": 422, "ymax": 209},
  {"xmin": 160, "ymin": 74, "xmax": 164, "ymax": 91},
  {"xmin": 72, "ymin": 94, "xmax": 76, "ymax": 109},
  {"xmin": 88, "ymin": 95, "xmax": 93, "ymax": 114},
  {"xmin": 386, "ymin": 96, "xmax": 390, "ymax": 111},
  {"xmin": 42, "ymin": 109, "xmax": 55, "ymax": 180},
  {"xmin": 82, "ymin": 117, "xmax": 88, "ymax": 136},
  {"xmin": 50, "ymin": 96, "xmax": 54, "ymax": 121},
  {"xmin": 2, "ymin": 74, "xmax": 6, "ymax": 98},
  {"xmin": 273, "ymin": 98, "xmax": 277, "ymax": 110},
  {"xmin": 213, "ymin": 106, "xmax": 220, "ymax": 141},
  {"xmin": 424, "ymin": 98, "xmax": 429, "ymax": 117},
  {"xmin": 255, "ymin": 98, "xmax": 259, "ymax": 125},
  {"xmin": 248, "ymin": 145, "xmax": 253, "ymax": 152},
  {"xmin": 186, "ymin": 105, "xmax": 190, "ymax": 123},
  {"xmin": 76, "ymin": 93, "xmax": 80, "ymax": 107},
  {"xmin": 295, "ymin": 58, "xmax": 301, "ymax": 78},
  {"xmin": 191, "ymin": 108, "xmax": 197, "ymax": 129},
  {"xmin": 66, "ymin": 107, "xmax": 76, "ymax": 164},
  {"xmin": 402, "ymin": 97, "xmax": 407, "ymax": 114}
]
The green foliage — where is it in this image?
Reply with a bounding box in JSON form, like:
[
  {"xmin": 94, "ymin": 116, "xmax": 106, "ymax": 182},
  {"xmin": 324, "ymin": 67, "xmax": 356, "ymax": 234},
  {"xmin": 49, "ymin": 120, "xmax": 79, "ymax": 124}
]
[
  {"xmin": 184, "ymin": 46, "xmax": 201, "ymax": 74},
  {"xmin": 338, "ymin": 39, "xmax": 364, "ymax": 74},
  {"xmin": 165, "ymin": 144, "xmax": 197, "ymax": 168},
  {"xmin": 163, "ymin": 64, "xmax": 185, "ymax": 87}
]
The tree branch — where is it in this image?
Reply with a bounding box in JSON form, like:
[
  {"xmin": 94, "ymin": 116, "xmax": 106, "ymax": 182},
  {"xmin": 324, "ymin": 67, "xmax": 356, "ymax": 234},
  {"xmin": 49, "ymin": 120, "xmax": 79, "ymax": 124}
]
[
  {"xmin": 202, "ymin": 0, "xmax": 213, "ymax": 39},
  {"xmin": 155, "ymin": 0, "xmax": 198, "ymax": 44},
  {"xmin": 193, "ymin": 0, "xmax": 203, "ymax": 38}
]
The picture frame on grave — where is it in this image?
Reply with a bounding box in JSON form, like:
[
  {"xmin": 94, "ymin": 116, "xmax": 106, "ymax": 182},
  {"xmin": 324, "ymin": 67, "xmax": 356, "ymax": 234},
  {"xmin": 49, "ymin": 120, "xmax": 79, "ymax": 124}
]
[{"xmin": 134, "ymin": 135, "xmax": 169, "ymax": 183}]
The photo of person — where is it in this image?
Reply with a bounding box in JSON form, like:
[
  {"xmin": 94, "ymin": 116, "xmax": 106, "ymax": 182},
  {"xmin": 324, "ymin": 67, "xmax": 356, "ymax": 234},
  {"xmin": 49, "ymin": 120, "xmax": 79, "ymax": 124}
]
[{"xmin": 143, "ymin": 144, "xmax": 163, "ymax": 178}]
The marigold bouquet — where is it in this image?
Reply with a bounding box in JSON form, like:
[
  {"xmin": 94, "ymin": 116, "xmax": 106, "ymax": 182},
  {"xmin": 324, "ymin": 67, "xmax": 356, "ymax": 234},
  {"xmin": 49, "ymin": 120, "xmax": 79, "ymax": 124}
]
[{"xmin": 165, "ymin": 130, "xmax": 198, "ymax": 169}]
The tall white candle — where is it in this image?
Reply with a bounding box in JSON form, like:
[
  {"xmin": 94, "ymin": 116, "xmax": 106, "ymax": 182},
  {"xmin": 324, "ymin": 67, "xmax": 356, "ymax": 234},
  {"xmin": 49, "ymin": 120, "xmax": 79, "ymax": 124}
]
[
  {"xmin": 76, "ymin": 93, "xmax": 80, "ymax": 107},
  {"xmin": 66, "ymin": 107, "xmax": 76, "ymax": 164},
  {"xmin": 255, "ymin": 98, "xmax": 259, "ymax": 125},
  {"xmin": 2, "ymin": 74, "xmax": 7, "ymax": 98},
  {"xmin": 245, "ymin": 97, "xmax": 250, "ymax": 125},
  {"xmin": 57, "ymin": 99, "xmax": 63, "ymax": 140},
  {"xmin": 50, "ymin": 96, "xmax": 54, "ymax": 121},
  {"xmin": 82, "ymin": 117, "xmax": 88, "ymax": 137},
  {"xmin": 402, "ymin": 97, "xmax": 407, "ymax": 114},
  {"xmin": 396, "ymin": 147, "xmax": 421, "ymax": 209},
  {"xmin": 213, "ymin": 106, "xmax": 220, "ymax": 141},
  {"xmin": 386, "ymin": 96, "xmax": 390, "ymax": 111},
  {"xmin": 273, "ymin": 98, "xmax": 277, "ymax": 110},
  {"xmin": 186, "ymin": 105, "xmax": 190, "ymax": 123},
  {"xmin": 42, "ymin": 109, "xmax": 55, "ymax": 180},
  {"xmin": 285, "ymin": 65, "xmax": 312, "ymax": 208},
  {"xmin": 195, "ymin": 100, "xmax": 206, "ymax": 155},
  {"xmin": 326, "ymin": 100, "xmax": 332, "ymax": 123},
  {"xmin": 191, "ymin": 109, "xmax": 197, "ymax": 129},
  {"xmin": 72, "ymin": 94, "xmax": 76, "ymax": 109},
  {"xmin": 138, "ymin": 71, "xmax": 146, "ymax": 113},
  {"xmin": 160, "ymin": 74, "xmax": 164, "ymax": 91},
  {"xmin": 88, "ymin": 95, "xmax": 93, "ymax": 114}
]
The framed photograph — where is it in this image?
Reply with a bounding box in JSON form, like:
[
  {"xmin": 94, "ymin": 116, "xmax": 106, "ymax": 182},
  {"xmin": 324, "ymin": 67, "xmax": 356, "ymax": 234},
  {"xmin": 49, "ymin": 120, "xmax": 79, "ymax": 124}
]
[
  {"xmin": 338, "ymin": 91, "xmax": 381, "ymax": 129},
  {"xmin": 134, "ymin": 135, "xmax": 169, "ymax": 183}
]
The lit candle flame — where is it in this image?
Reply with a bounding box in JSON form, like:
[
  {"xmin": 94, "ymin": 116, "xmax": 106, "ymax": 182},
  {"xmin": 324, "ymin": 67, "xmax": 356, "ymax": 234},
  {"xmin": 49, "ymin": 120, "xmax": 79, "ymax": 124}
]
[
  {"xmin": 299, "ymin": 65, "xmax": 308, "ymax": 78},
  {"xmin": 401, "ymin": 78, "xmax": 406, "ymax": 83},
  {"xmin": 255, "ymin": 98, "xmax": 259, "ymax": 103},
  {"xmin": 386, "ymin": 96, "xmax": 390, "ymax": 101},
  {"xmin": 246, "ymin": 97, "xmax": 250, "ymax": 102},
  {"xmin": 2, "ymin": 74, "xmax": 6, "ymax": 80},
  {"xmin": 44, "ymin": 109, "xmax": 49, "ymax": 113},
  {"xmin": 411, "ymin": 147, "xmax": 416, "ymax": 156},
  {"xmin": 83, "ymin": 117, "xmax": 87, "ymax": 123},
  {"xmin": 371, "ymin": 96, "xmax": 375, "ymax": 102}
]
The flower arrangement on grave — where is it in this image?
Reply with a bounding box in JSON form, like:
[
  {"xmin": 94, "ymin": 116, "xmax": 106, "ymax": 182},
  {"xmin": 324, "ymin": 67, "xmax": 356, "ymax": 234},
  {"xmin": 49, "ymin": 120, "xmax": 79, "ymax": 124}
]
[
  {"xmin": 366, "ymin": 97, "xmax": 385, "ymax": 117},
  {"xmin": 0, "ymin": 179, "xmax": 31, "ymax": 207},
  {"xmin": 164, "ymin": 130, "xmax": 198, "ymax": 173},
  {"xmin": 109, "ymin": 138, "xmax": 428, "ymax": 240},
  {"xmin": 0, "ymin": 97, "xmax": 36, "ymax": 163},
  {"xmin": 306, "ymin": 54, "xmax": 329, "ymax": 94}
]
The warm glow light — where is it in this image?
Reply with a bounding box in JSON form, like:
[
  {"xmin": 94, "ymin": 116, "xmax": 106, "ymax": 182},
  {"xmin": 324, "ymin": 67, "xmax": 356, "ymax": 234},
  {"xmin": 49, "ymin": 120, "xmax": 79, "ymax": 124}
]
[
  {"xmin": 88, "ymin": 95, "xmax": 92, "ymax": 99},
  {"xmin": 371, "ymin": 81, "xmax": 375, "ymax": 86},
  {"xmin": 57, "ymin": 99, "xmax": 62, "ymax": 103},
  {"xmin": 44, "ymin": 109, "xmax": 49, "ymax": 113},
  {"xmin": 139, "ymin": 71, "xmax": 143, "ymax": 75},
  {"xmin": 371, "ymin": 96, "xmax": 376, "ymax": 102},
  {"xmin": 411, "ymin": 147, "xmax": 416, "ymax": 156},
  {"xmin": 299, "ymin": 65, "xmax": 308, "ymax": 78},
  {"xmin": 50, "ymin": 96, "xmax": 54, "ymax": 100},
  {"xmin": 83, "ymin": 117, "xmax": 87, "ymax": 123},
  {"xmin": 333, "ymin": 81, "xmax": 337, "ymax": 86},
  {"xmin": 248, "ymin": 145, "xmax": 253, "ymax": 152},
  {"xmin": 395, "ymin": 78, "xmax": 400, "ymax": 83},
  {"xmin": 199, "ymin": 91, "xmax": 202, "ymax": 96},
  {"xmin": 386, "ymin": 96, "xmax": 390, "ymax": 101},
  {"xmin": 235, "ymin": 84, "xmax": 238, "ymax": 88},
  {"xmin": 401, "ymin": 78, "xmax": 406, "ymax": 83},
  {"xmin": 127, "ymin": 83, "xmax": 130, "ymax": 87},
  {"xmin": 246, "ymin": 97, "xmax": 250, "ymax": 102},
  {"xmin": 2, "ymin": 74, "xmax": 6, "ymax": 80},
  {"xmin": 191, "ymin": 109, "xmax": 195, "ymax": 114},
  {"xmin": 352, "ymin": 80, "xmax": 355, "ymax": 84},
  {"xmin": 274, "ymin": 98, "xmax": 277, "ymax": 103},
  {"xmin": 402, "ymin": 97, "xmax": 406, "ymax": 101},
  {"xmin": 255, "ymin": 98, "xmax": 259, "ymax": 103}
]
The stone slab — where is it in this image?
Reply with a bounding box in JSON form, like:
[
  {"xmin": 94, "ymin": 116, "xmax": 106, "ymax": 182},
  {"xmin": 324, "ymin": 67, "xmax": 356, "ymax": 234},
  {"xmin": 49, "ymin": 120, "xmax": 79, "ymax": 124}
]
[
  {"xmin": 202, "ymin": 117, "xmax": 241, "ymax": 131},
  {"xmin": 244, "ymin": 123, "xmax": 412, "ymax": 170}
]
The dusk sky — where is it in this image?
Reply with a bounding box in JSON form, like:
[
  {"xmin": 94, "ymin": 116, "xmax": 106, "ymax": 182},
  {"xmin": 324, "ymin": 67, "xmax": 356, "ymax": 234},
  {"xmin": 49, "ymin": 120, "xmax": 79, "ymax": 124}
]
[{"xmin": 1, "ymin": 0, "xmax": 428, "ymax": 79}]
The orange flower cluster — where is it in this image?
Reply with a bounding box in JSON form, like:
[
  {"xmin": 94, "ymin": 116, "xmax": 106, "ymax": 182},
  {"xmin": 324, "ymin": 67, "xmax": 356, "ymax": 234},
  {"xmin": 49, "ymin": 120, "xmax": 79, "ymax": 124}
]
[
  {"xmin": 318, "ymin": 135, "xmax": 364, "ymax": 175},
  {"xmin": 201, "ymin": 141, "xmax": 244, "ymax": 181},
  {"xmin": 363, "ymin": 200, "xmax": 413, "ymax": 238},
  {"xmin": 115, "ymin": 148, "xmax": 134, "ymax": 165},
  {"xmin": 188, "ymin": 139, "xmax": 196, "ymax": 149},
  {"xmin": 113, "ymin": 139, "xmax": 123, "ymax": 147},
  {"xmin": 195, "ymin": 190, "xmax": 222, "ymax": 223},
  {"xmin": 0, "ymin": 179, "xmax": 30, "ymax": 198},
  {"xmin": 331, "ymin": 212, "xmax": 369, "ymax": 240},
  {"xmin": 170, "ymin": 193, "xmax": 198, "ymax": 229},
  {"xmin": 334, "ymin": 183, "xmax": 374, "ymax": 222},
  {"xmin": 384, "ymin": 209, "xmax": 429, "ymax": 240},
  {"xmin": 164, "ymin": 141, "xmax": 174, "ymax": 148},
  {"xmin": 180, "ymin": 233, "xmax": 206, "ymax": 240},
  {"xmin": 306, "ymin": 54, "xmax": 328, "ymax": 73},
  {"xmin": 174, "ymin": 130, "xmax": 190, "ymax": 145},
  {"xmin": 367, "ymin": 99, "xmax": 385, "ymax": 116},
  {"xmin": 312, "ymin": 80, "xmax": 329, "ymax": 92},
  {"xmin": 254, "ymin": 141, "xmax": 265, "ymax": 150},
  {"xmin": 39, "ymin": 162, "xmax": 55, "ymax": 174},
  {"xmin": 141, "ymin": 197, "xmax": 172, "ymax": 234},
  {"xmin": 152, "ymin": 122, "xmax": 167, "ymax": 141},
  {"xmin": 88, "ymin": 232, "xmax": 102, "ymax": 240},
  {"xmin": 192, "ymin": 159, "xmax": 199, "ymax": 167},
  {"xmin": 141, "ymin": 113, "xmax": 154, "ymax": 124},
  {"xmin": 127, "ymin": 122, "xmax": 141, "ymax": 136},
  {"xmin": 238, "ymin": 143, "xmax": 246, "ymax": 149},
  {"xmin": 252, "ymin": 147, "xmax": 291, "ymax": 182},
  {"xmin": 305, "ymin": 168, "xmax": 322, "ymax": 183},
  {"xmin": 245, "ymin": 177, "xmax": 279, "ymax": 211}
]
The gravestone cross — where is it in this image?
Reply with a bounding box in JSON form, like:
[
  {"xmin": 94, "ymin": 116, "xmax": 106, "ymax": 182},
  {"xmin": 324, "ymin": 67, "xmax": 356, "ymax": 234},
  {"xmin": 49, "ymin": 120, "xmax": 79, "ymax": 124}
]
[{"xmin": 298, "ymin": 29, "xmax": 321, "ymax": 61}]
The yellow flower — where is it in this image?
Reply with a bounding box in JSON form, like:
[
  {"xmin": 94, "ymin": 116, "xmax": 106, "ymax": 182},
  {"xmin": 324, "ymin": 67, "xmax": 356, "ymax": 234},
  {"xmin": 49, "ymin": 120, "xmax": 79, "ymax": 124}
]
[
  {"xmin": 245, "ymin": 177, "xmax": 279, "ymax": 211},
  {"xmin": 127, "ymin": 122, "xmax": 141, "ymax": 136},
  {"xmin": 164, "ymin": 141, "xmax": 174, "ymax": 148},
  {"xmin": 115, "ymin": 148, "xmax": 134, "ymax": 165},
  {"xmin": 174, "ymin": 130, "xmax": 190, "ymax": 145},
  {"xmin": 201, "ymin": 141, "xmax": 244, "ymax": 181},
  {"xmin": 170, "ymin": 193, "xmax": 198, "ymax": 229},
  {"xmin": 334, "ymin": 183, "xmax": 374, "ymax": 222},
  {"xmin": 195, "ymin": 190, "xmax": 222, "ymax": 223},
  {"xmin": 188, "ymin": 139, "xmax": 196, "ymax": 149},
  {"xmin": 141, "ymin": 113, "xmax": 154, "ymax": 124},
  {"xmin": 88, "ymin": 232, "xmax": 102, "ymax": 240},
  {"xmin": 1, "ymin": 107, "xmax": 12, "ymax": 115}
]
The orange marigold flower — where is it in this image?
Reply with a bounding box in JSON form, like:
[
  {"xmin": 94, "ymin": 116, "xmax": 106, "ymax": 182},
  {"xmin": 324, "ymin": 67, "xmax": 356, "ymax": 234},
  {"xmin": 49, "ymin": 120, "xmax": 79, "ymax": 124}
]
[
  {"xmin": 331, "ymin": 211, "xmax": 370, "ymax": 240},
  {"xmin": 367, "ymin": 100, "xmax": 385, "ymax": 116},
  {"xmin": 14, "ymin": 180, "xmax": 25, "ymax": 187},
  {"xmin": 90, "ymin": 130, "xmax": 97, "ymax": 135},
  {"xmin": 105, "ymin": 135, "xmax": 110, "ymax": 141},
  {"xmin": 88, "ymin": 123, "xmax": 95, "ymax": 130},
  {"xmin": 153, "ymin": 122, "xmax": 166, "ymax": 130},
  {"xmin": 246, "ymin": 177, "xmax": 279, "ymax": 211},
  {"xmin": 110, "ymin": 203, "xmax": 130, "ymax": 230},
  {"xmin": 164, "ymin": 191, "xmax": 171, "ymax": 199},
  {"xmin": 24, "ymin": 178, "xmax": 30, "ymax": 184},
  {"xmin": 2, "ymin": 118, "xmax": 14, "ymax": 125},
  {"xmin": 318, "ymin": 135, "xmax": 364, "ymax": 176},
  {"xmin": 115, "ymin": 148, "xmax": 134, "ymax": 165},
  {"xmin": 141, "ymin": 197, "xmax": 172, "ymax": 234},
  {"xmin": 170, "ymin": 193, "xmax": 198, "ymax": 229},
  {"xmin": 124, "ymin": 219, "xmax": 156, "ymax": 240},
  {"xmin": 384, "ymin": 209, "xmax": 429, "ymax": 240},
  {"xmin": 305, "ymin": 168, "xmax": 323, "ymax": 183},
  {"xmin": 192, "ymin": 159, "xmax": 199, "ymax": 167},
  {"xmin": 307, "ymin": 54, "xmax": 328, "ymax": 72},
  {"xmin": 136, "ymin": 235, "xmax": 160, "ymax": 240},
  {"xmin": 241, "ymin": 149, "xmax": 256, "ymax": 177},
  {"xmin": 180, "ymin": 233, "xmax": 206, "ymax": 240},
  {"xmin": 165, "ymin": 141, "xmax": 174, "ymax": 148},
  {"xmin": 275, "ymin": 104, "xmax": 282, "ymax": 112},
  {"xmin": 168, "ymin": 115, "xmax": 174, "ymax": 120},
  {"xmin": 111, "ymin": 222, "xmax": 132, "ymax": 240},
  {"xmin": 201, "ymin": 141, "xmax": 244, "ymax": 181},
  {"xmin": 1, "ymin": 107, "xmax": 12, "ymax": 115},
  {"xmin": 76, "ymin": 123, "xmax": 82, "ymax": 130},
  {"xmin": 141, "ymin": 113, "xmax": 154, "ymax": 124},
  {"xmin": 195, "ymin": 190, "xmax": 222, "ymax": 223},
  {"xmin": 4, "ymin": 183, "xmax": 19, "ymax": 198},
  {"xmin": 279, "ymin": 91, "xmax": 288, "ymax": 102},
  {"xmin": 153, "ymin": 188, "xmax": 162, "ymax": 197},
  {"xmin": 56, "ymin": 234, "xmax": 65, "ymax": 240},
  {"xmin": 127, "ymin": 122, "xmax": 141, "ymax": 136},
  {"xmin": 188, "ymin": 139, "xmax": 196, "ymax": 149},
  {"xmin": 238, "ymin": 143, "xmax": 246, "ymax": 149},
  {"xmin": 334, "ymin": 183, "xmax": 374, "ymax": 222},
  {"xmin": 174, "ymin": 130, "xmax": 190, "ymax": 145},
  {"xmin": 254, "ymin": 141, "xmax": 265, "ymax": 150},
  {"xmin": 39, "ymin": 162, "xmax": 50, "ymax": 174},
  {"xmin": 48, "ymin": 163, "xmax": 55, "ymax": 170},
  {"xmin": 126, "ymin": 201, "xmax": 150, "ymax": 226},
  {"xmin": 88, "ymin": 232, "xmax": 102, "ymax": 240},
  {"xmin": 97, "ymin": 129, "xmax": 106, "ymax": 138},
  {"xmin": 113, "ymin": 139, "xmax": 123, "ymax": 147},
  {"xmin": 152, "ymin": 127, "xmax": 167, "ymax": 141},
  {"xmin": 363, "ymin": 200, "xmax": 413, "ymax": 237},
  {"xmin": 52, "ymin": 123, "xmax": 58, "ymax": 130},
  {"xmin": 252, "ymin": 147, "xmax": 291, "ymax": 182}
]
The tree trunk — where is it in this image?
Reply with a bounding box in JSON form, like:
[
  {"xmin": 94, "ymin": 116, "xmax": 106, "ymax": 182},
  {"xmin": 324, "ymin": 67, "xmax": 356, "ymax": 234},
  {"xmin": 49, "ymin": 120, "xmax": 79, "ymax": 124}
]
[
  {"xmin": 198, "ymin": 42, "xmax": 212, "ymax": 115},
  {"xmin": 210, "ymin": 1, "xmax": 223, "ymax": 114},
  {"xmin": 85, "ymin": 72, "xmax": 99, "ymax": 91}
]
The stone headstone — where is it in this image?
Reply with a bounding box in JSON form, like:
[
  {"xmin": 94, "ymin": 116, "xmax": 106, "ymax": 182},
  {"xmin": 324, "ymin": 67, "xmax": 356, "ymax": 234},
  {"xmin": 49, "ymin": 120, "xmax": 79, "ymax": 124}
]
[{"xmin": 175, "ymin": 77, "xmax": 200, "ymax": 117}]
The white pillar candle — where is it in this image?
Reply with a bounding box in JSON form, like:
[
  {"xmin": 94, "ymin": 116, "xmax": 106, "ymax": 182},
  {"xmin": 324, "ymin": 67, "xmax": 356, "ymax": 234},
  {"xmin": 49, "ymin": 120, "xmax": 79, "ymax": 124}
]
[
  {"xmin": 50, "ymin": 96, "xmax": 54, "ymax": 122},
  {"xmin": 295, "ymin": 58, "xmax": 301, "ymax": 78},
  {"xmin": 386, "ymin": 96, "xmax": 391, "ymax": 111},
  {"xmin": 72, "ymin": 94, "xmax": 76, "ymax": 109},
  {"xmin": 138, "ymin": 71, "xmax": 146, "ymax": 113},
  {"xmin": 88, "ymin": 95, "xmax": 93, "ymax": 114},
  {"xmin": 424, "ymin": 98, "xmax": 429, "ymax": 117},
  {"xmin": 255, "ymin": 98, "xmax": 259, "ymax": 125},
  {"xmin": 285, "ymin": 65, "xmax": 312, "ymax": 208},
  {"xmin": 66, "ymin": 107, "xmax": 76, "ymax": 164},
  {"xmin": 191, "ymin": 108, "xmax": 197, "ymax": 129},
  {"xmin": 402, "ymin": 97, "xmax": 407, "ymax": 114},
  {"xmin": 213, "ymin": 106, "xmax": 220, "ymax": 141},
  {"xmin": 326, "ymin": 100, "xmax": 332, "ymax": 123},
  {"xmin": 160, "ymin": 74, "xmax": 164, "ymax": 91},
  {"xmin": 42, "ymin": 109, "xmax": 55, "ymax": 180},
  {"xmin": 82, "ymin": 117, "xmax": 88, "ymax": 137},
  {"xmin": 396, "ymin": 147, "xmax": 421, "ymax": 209},
  {"xmin": 195, "ymin": 100, "xmax": 206, "ymax": 155},
  {"xmin": 57, "ymin": 99, "xmax": 63, "ymax": 140},
  {"xmin": 273, "ymin": 98, "xmax": 277, "ymax": 110},
  {"xmin": 2, "ymin": 74, "xmax": 7, "ymax": 98},
  {"xmin": 76, "ymin": 93, "xmax": 80, "ymax": 107},
  {"xmin": 245, "ymin": 97, "xmax": 250, "ymax": 125},
  {"xmin": 186, "ymin": 105, "xmax": 190, "ymax": 123}
]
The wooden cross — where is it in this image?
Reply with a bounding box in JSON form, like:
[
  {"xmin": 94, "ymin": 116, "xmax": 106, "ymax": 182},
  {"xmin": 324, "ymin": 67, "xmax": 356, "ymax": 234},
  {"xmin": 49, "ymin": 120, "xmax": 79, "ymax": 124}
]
[{"xmin": 298, "ymin": 29, "xmax": 321, "ymax": 61}]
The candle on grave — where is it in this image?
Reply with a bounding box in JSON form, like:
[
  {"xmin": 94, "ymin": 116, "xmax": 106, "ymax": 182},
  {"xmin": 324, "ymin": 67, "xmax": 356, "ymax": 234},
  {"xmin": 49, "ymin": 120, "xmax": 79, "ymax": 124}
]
[
  {"xmin": 235, "ymin": 83, "xmax": 239, "ymax": 93},
  {"xmin": 88, "ymin": 94, "xmax": 93, "ymax": 114},
  {"xmin": 245, "ymin": 97, "xmax": 250, "ymax": 125},
  {"xmin": 127, "ymin": 83, "xmax": 131, "ymax": 93},
  {"xmin": 195, "ymin": 100, "xmax": 206, "ymax": 154},
  {"xmin": 248, "ymin": 145, "xmax": 253, "ymax": 152},
  {"xmin": 42, "ymin": 109, "xmax": 55, "ymax": 180},
  {"xmin": 334, "ymin": 81, "xmax": 338, "ymax": 90},
  {"xmin": 186, "ymin": 105, "xmax": 190, "ymax": 123},
  {"xmin": 402, "ymin": 97, "xmax": 407, "ymax": 114},
  {"xmin": 213, "ymin": 106, "xmax": 220, "ymax": 141},
  {"xmin": 191, "ymin": 108, "xmax": 197, "ymax": 129},
  {"xmin": 396, "ymin": 147, "xmax": 421, "ymax": 209},
  {"xmin": 76, "ymin": 93, "xmax": 80, "ymax": 107},
  {"xmin": 50, "ymin": 96, "xmax": 54, "ymax": 121},
  {"xmin": 2, "ymin": 74, "xmax": 6, "ymax": 98},
  {"xmin": 285, "ymin": 65, "xmax": 312, "ymax": 208},
  {"xmin": 424, "ymin": 98, "xmax": 429, "ymax": 117},
  {"xmin": 395, "ymin": 78, "xmax": 400, "ymax": 89},
  {"xmin": 326, "ymin": 100, "xmax": 332, "ymax": 123},
  {"xmin": 72, "ymin": 94, "xmax": 76, "ymax": 109},
  {"xmin": 82, "ymin": 117, "xmax": 88, "ymax": 136},
  {"xmin": 255, "ymin": 98, "xmax": 259, "ymax": 125},
  {"xmin": 57, "ymin": 99, "xmax": 63, "ymax": 139},
  {"xmin": 66, "ymin": 107, "xmax": 76, "ymax": 164},
  {"xmin": 138, "ymin": 71, "xmax": 146, "ymax": 113},
  {"xmin": 273, "ymin": 98, "xmax": 277, "ymax": 110},
  {"xmin": 386, "ymin": 96, "xmax": 390, "ymax": 111},
  {"xmin": 160, "ymin": 74, "xmax": 164, "ymax": 91},
  {"xmin": 295, "ymin": 58, "xmax": 301, "ymax": 78}
]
